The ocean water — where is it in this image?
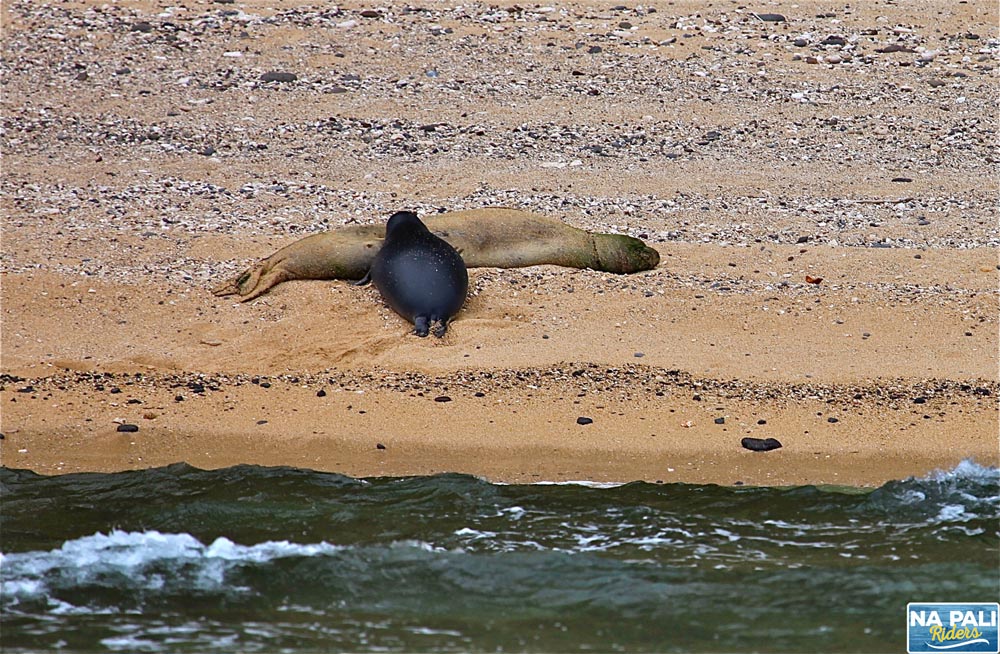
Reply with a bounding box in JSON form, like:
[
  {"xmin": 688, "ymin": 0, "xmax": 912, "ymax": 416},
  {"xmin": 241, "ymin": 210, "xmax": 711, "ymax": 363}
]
[{"xmin": 1, "ymin": 461, "xmax": 997, "ymax": 653}]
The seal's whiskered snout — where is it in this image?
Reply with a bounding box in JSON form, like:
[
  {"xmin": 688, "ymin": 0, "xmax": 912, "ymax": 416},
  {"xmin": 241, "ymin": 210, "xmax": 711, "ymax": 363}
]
[{"xmin": 364, "ymin": 211, "xmax": 469, "ymax": 338}]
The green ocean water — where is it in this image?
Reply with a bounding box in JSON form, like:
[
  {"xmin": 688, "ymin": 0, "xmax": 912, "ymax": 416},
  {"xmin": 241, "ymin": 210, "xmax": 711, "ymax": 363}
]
[{"xmin": 1, "ymin": 461, "xmax": 997, "ymax": 653}]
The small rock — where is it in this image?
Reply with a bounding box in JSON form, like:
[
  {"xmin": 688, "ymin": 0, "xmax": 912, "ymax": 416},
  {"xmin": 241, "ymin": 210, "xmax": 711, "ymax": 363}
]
[
  {"xmin": 714, "ymin": 417, "xmax": 726, "ymax": 425},
  {"xmin": 827, "ymin": 417, "xmax": 839, "ymax": 423},
  {"xmin": 116, "ymin": 424, "xmax": 139, "ymax": 433},
  {"xmin": 741, "ymin": 437, "xmax": 782, "ymax": 451},
  {"xmin": 754, "ymin": 13, "xmax": 786, "ymax": 22},
  {"xmin": 434, "ymin": 395, "xmax": 452, "ymax": 402},
  {"xmin": 587, "ymin": 45, "xmax": 603, "ymax": 54},
  {"xmin": 913, "ymin": 397, "xmax": 927, "ymax": 404},
  {"xmin": 199, "ymin": 146, "xmax": 216, "ymax": 157},
  {"xmin": 891, "ymin": 177, "xmax": 913, "ymax": 183},
  {"xmin": 359, "ymin": 9, "xmax": 381, "ymax": 18},
  {"xmin": 317, "ymin": 389, "xmax": 327, "ymax": 397},
  {"xmin": 376, "ymin": 442, "xmax": 386, "ymax": 450},
  {"xmin": 260, "ymin": 71, "xmax": 297, "ymax": 83},
  {"xmin": 577, "ymin": 416, "xmax": 594, "ymax": 425},
  {"xmin": 876, "ymin": 44, "xmax": 914, "ymax": 54},
  {"xmin": 131, "ymin": 21, "xmax": 154, "ymax": 33},
  {"xmin": 256, "ymin": 420, "xmax": 268, "ymax": 425}
]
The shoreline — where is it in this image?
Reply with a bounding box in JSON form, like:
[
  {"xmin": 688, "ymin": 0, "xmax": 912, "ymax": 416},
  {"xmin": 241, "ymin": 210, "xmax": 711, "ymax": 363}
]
[{"xmin": 3, "ymin": 364, "xmax": 996, "ymax": 487}]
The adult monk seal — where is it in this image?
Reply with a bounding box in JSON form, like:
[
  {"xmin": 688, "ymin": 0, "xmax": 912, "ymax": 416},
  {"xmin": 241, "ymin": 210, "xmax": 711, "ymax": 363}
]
[
  {"xmin": 213, "ymin": 207, "xmax": 660, "ymax": 301},
  {"xmin": 355, "ymin": 211, "xmax": 468, "ymax": 337}
]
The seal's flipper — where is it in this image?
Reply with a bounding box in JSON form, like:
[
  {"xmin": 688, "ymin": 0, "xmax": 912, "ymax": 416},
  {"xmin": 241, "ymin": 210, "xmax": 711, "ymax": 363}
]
[
  {"xmin": 413, "ymin": 316, "xmax": 430, "ymax": 338},
  {"xmin": 212, "ymin": 263, "xmax": 292, "ymax": 302},
  {"xmin": 352, "ymin": 271, "xmax": 372, "ymax": 286},
  {"xmin": 432, "ymin": 320, "xmax": 448, "ymax": 338}
]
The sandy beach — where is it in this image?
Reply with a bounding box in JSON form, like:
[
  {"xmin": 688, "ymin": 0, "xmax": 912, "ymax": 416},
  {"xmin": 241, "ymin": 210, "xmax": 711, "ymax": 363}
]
[{"xmin": 1, "ymin": 0, "xmax": 997, "ymax": 486}]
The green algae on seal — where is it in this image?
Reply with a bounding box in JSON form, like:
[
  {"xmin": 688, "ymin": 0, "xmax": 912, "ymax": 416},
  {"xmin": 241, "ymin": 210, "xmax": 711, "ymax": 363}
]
[{"xmin": 213, "ymin": 208, "xmax": 660, "ymax": 301}]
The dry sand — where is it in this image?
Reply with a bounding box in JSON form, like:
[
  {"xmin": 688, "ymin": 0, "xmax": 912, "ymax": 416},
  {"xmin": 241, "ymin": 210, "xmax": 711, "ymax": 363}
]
[{"xmin": 1, "ymin": 0, "xmax": 997, "ymax": 485}]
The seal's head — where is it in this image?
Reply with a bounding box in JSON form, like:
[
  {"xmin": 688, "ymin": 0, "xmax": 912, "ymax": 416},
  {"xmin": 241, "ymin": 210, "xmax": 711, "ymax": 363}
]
[{"xmin": 385, "ymin": 211, "xmax": 427, "ymax": 239}]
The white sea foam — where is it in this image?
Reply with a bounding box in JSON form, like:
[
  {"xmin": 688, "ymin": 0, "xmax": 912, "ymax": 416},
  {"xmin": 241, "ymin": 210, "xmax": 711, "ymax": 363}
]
[
  {"xmin": 1, "ymin": 530, "xmax": 344, "ymax": 602},
  {"xmin": 919, "ymin": 459, "xmax": 999, "ymax": 484},
  {"xmin": 528, "ymin": 480, "xmax": 627, "ymax": 488}
]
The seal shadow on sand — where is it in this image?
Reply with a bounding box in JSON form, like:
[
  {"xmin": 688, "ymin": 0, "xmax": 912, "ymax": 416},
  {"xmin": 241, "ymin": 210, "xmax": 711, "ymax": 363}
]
[{"xmin": 319, "ymin": 291, "xmax": 527, "ymax": 365}]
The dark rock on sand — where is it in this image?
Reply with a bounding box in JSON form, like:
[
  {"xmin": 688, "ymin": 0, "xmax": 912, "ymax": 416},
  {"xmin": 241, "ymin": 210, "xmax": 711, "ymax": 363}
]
[{"xmin": 741, "ymin": 437, "xmax": 782, "ymax": 451}]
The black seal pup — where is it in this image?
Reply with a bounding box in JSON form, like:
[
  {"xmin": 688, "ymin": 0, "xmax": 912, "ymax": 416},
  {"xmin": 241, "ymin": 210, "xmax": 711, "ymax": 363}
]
[{"xmin": 355, "ymin": 211, "xmax": 468, "ymax": 337}]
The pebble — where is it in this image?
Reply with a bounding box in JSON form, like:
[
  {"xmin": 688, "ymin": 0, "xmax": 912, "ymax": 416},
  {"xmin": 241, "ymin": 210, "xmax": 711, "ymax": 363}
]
[
  {"xmin": 741, "ymin": 437, "xmax": 782, "ymax": 452},
  {"xmin": 754, "ymin": 13, "xmax": 786, "ymax": 22},
  {"xmin": 577, "ymin": 416, "xmax": 594, "ymax": 425},
  {"xmin": 116, "ymin": 423, "xmax": 139, "ymax": 432},
  {"xmin": 260, "ymin": 71, "xmax": 298, "ymax": 83},
  {"xmin": 434, "ymin": 395, "xmax": 452, "ymax": 402},
  {"xmin": 376, "ymin": 442, "xmax": 386, "ymax": 449},
  {"xmin": 876, "ymin": 44, "xmax": 914, "ymax": 53},
  {"xmin": 714, "ymin": 417, "xmax": 726, "ymax": 425}
]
